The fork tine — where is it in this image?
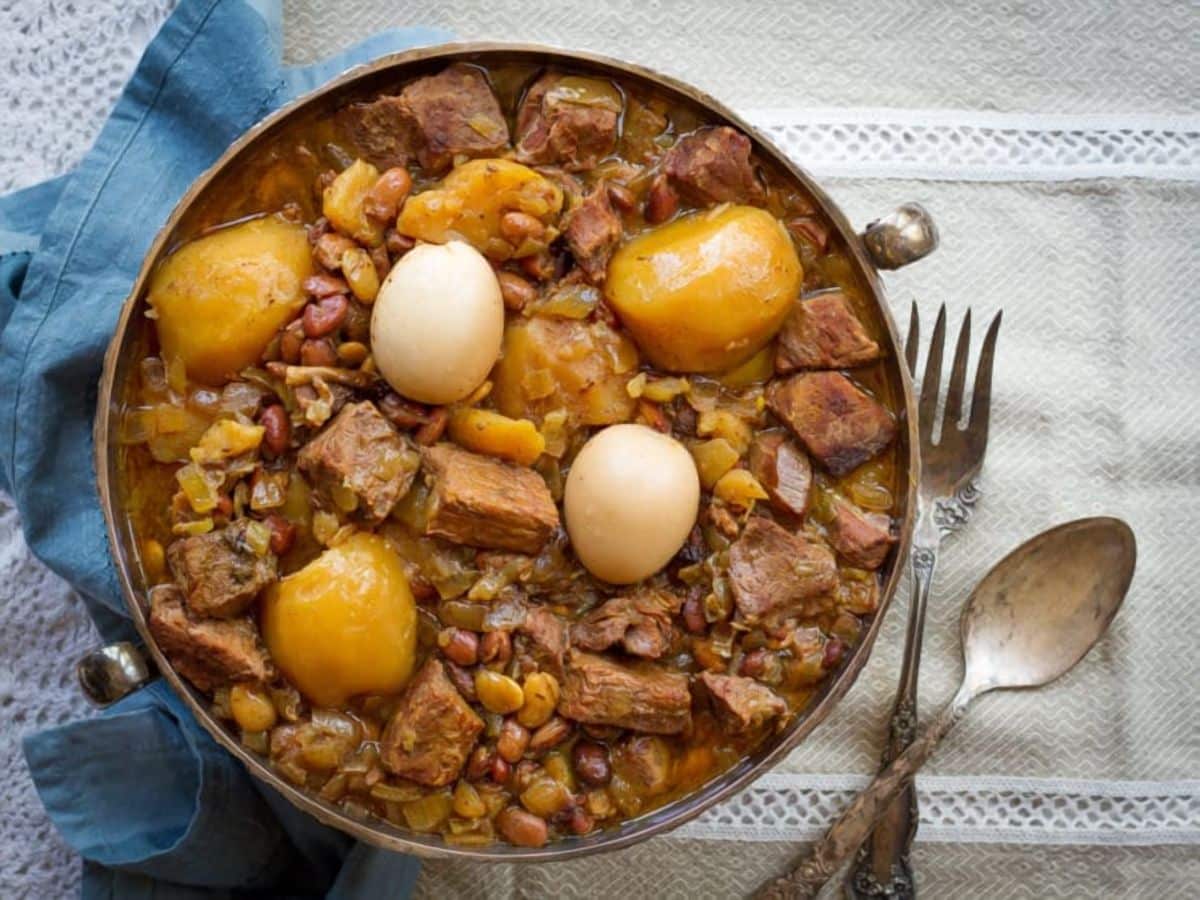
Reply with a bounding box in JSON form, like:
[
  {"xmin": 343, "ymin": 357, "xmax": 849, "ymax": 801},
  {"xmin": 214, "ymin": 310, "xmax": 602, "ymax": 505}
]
[
  {"xmin": 904, "ymin": 302, "xmax": 920, "ymax": 375},
  {"xmin": 968, "ymin": 310, "xmax": 1003, "ymax": 436},
  {"xmin": 942, "ymin": 309, "xmax": 972, "ymax": 428},
  {"xmin": 918, "ymin": 304, "xmax": 947, "ymax": 443}
]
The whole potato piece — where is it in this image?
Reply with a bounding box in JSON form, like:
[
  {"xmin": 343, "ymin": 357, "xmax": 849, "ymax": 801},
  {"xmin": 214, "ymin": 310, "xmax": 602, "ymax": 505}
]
[
  {"xmin": 396, "ymin": 159, "xmax": 563, "ymax": 261},
  {"xmin": 148, "ymin": 216, "xmax": 313, "ymax": 385},
  {"xmin": 606, "ymin": 205, "xmax": 802, "ymax": 373}
]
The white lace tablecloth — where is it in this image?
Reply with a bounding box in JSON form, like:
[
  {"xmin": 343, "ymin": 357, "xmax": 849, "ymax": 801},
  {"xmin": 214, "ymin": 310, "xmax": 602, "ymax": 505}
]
[{"xmin": 2, "ymin": 1, "xmax": 1198, "ymax": 897}]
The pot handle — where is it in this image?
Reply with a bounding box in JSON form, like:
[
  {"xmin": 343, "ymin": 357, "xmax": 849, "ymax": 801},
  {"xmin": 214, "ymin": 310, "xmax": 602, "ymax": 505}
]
[
  {"xmin": 77, "ymin": 641, "xmax": 157, "ymax": 707},
  {"xmin": 860, "ymin": 203, "xmax": 938, "ymax": 270}
]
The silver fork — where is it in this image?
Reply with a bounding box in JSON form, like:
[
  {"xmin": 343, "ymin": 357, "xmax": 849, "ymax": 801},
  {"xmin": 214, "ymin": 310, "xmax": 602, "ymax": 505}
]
[{"xmin": 843, "ymin": 303, "xmax": 1001, "ymax": 899}]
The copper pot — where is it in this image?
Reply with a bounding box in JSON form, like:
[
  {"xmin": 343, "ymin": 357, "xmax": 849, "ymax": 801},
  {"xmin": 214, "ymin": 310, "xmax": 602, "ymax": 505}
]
[{"xmin": 87, "ymin": 42, "xmax": 932, "ymax": 861}]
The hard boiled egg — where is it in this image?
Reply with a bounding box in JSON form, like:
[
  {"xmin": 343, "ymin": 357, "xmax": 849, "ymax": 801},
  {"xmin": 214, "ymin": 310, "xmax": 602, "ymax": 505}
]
[
  {"xmin": 564, "ymin": 424, "xmax": 700, "ymax": 584},
  {"xmin": 370, "ymin": 241, "xmax": 504, "ymax": 404}
]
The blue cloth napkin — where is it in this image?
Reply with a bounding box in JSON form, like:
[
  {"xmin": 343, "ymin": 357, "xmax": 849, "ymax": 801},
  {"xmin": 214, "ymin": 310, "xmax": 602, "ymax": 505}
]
[{"xmin": 0, "ymin": 1, "xmax": 453, "ymax": 895}]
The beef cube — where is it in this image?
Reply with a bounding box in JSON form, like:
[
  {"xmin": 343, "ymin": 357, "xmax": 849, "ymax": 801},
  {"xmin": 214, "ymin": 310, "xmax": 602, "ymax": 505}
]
[
  {"xmin": 767, "ymin": 372, "xmax": 896, "ymax": 476},
  {"xmin": 571, "ymin": 589, "xmax": 682, "ymax": 659},
  {"xmin": 728, "ymin": 517, "xmax": 837, "ymax": 624},
  {"xmin": 699, "ymin": 672, "xmax": 787, "ymax": 733},
  {"xmin": 519, "ymin": 606, "xmax": 569, "ymax": 677},
  {"xmin": 748, "ymin": 431, "xmax": 813, "ymax": 519},
  {"xmin": 829, "ymin": 497, "xmax": 895, "ymax": 569},
  {"xmin": 147, "ymin": 585, "xmax": 274, "ymax": 692},
  {"xmin": 340, "ymin": 95, "xmax": 414, "ymax": 170},
  {"xmin": 297, "ymin": 401, "xmax": 421, "ymax": 523},
  {"xmin": 380, "ymin": 658, "xmax": 484, "ymax": 786},
  {"xmin": 564, "ymin": 183, "xmax": 622, "ymax": 283},
  {"xmin": 422, "ymin": 444, "xmax": 559, "ymax": 554},
  {"xmin": 776, "ymin": 291, "xmax": 881, "ymax": 372},
  {"xmin": 664, "ymin": 126, "xmax": 764, "ymax": 207},
  {"xmin": 558, "ymin": 650, "xmax": 691, "ymax": 734},
  {"xmin": 515, "ymin": 72, "xmax": 621, "ymax": 172},
  {"xmin": 399, "ymin": 64, "xmax": 509, "ymax": 171},
  {"xmin": 167, "ymin": 519, "xmax": 277, "ymax": 619}
]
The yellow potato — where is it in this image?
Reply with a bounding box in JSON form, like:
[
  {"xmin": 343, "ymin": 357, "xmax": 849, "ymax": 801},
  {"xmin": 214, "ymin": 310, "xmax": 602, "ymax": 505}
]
[
  {"xmin": 606, "ymin": 205, "xmax": 802, "ymax": 373},
  {"xmin": 148, "ymin": 216, "xmax": 313, "ymax": 385},
  {"xmin": 397, "ymin": 159, "xmax": 563, "ymax": 260},
  {"xmin": 491, "ymin": 316, "xmax": 639, "ymax": 426},
  {"xmin": 448, "ymin": 408, "xmax": 546, "ymax": 466},
  {"xmin": 261, "ymin": 533, "xmax": 416, "ymax": 707}
]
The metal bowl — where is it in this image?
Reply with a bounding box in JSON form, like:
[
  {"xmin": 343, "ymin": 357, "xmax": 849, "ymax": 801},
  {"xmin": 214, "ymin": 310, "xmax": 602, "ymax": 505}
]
[{"xmin": 90, "ymin": 42, "xmax": 929, "ymax": 861}]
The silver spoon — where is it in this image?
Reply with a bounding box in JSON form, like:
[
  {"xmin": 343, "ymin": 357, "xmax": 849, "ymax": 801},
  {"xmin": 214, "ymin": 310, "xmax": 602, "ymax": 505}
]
[{"xmin": 757, "ymin": 516, "xmax": 1137, "ymax": 899}]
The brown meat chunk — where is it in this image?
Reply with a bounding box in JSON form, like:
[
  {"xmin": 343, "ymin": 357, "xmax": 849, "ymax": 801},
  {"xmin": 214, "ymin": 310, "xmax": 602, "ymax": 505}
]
[
  {"xmin": 340, "ymin": 95, "xmax": 413, "ymax": 170},
  {"xmin": 147, "ymin": 585, "xmax": 274, "ymax": 692},
  {"xmin": 571, "ymin": 589, "xmax": 682, "ymax": 659},
  {"xmin": 776, "ymin": 292, "xmax": 881, "ymax": 372},
  {"xmin": 519, "ymin": 606, "xmax": 569, "ymax": 677},
  {"xmin": 728, "ymin": 517, "xmax": 837, "ymax": 624},
  {"xmin": 297, "ymin": 401, "xmax": 420, "ymax": 523},
  {"xmin": 612, "ymin": 735, "xmax": 672, "ymax": 796},
  {"xmin": 699, "ymin": 672, "xmax": 787, "ymax": 733},
  {"xmin": 767, "ymin": 372, "xmax": 897, "ymax": 477},
  {"xmin": 664, "ymin": 126, "xmax": 764, "ymax": 207},
  {"xmin": 167, "ymin": 519, "xmax": 277, "ymax": 619},
  {"xmin": 515, "ymin": 73, "xmax": 621, "ymax": 172},
  {"xmin": 422, "ymin": 444, "xmax": 559, "ymax": 554},
  {"xmin": 380, "ymin": 658, "xmax": 484, "ymax": 787},
  {"xmin": 829, "ymin": 497, "xmax": 895, "ymax": 569},
  {"xmin": 558, "ymin": 650, "xmax": 691, "ymax": 734},
  {"xmin": 564, "ymin": 183, "xmax": 622, "ymax": 283},
  {"xmin": 399, "ymin": 64, "xmax": 509, "ymax": 171},
  {"xmin": 748, "ymin": 431, "xmax": 813, "ymax": 519}
]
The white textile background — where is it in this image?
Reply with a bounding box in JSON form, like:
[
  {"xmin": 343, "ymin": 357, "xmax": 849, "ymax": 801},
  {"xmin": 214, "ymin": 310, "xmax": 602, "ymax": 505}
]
[{"xmin": 1, "ymin": 1, "xmax": 1198, "ymax": 897}]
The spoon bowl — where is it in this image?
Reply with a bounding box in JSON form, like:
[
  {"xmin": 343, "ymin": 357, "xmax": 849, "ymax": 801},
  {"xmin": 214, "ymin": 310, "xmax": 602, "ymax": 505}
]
[{"xmin": 961, "ymin": 516, "xmax": 1137, "ymax": 693}]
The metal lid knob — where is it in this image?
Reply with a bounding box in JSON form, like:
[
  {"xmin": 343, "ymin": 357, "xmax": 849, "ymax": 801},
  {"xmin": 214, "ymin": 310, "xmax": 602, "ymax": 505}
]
[
  {"xmin": 861, "ymin": 203, "xmax": 939, "ymax": 270},
  {"xmin": 77, "ymin": 642, "xmax": 155, "ymax": 707}
]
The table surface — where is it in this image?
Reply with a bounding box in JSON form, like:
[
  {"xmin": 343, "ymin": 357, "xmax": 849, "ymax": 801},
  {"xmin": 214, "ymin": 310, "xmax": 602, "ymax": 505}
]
[{"xmin": 2, "ymin": 1, "xmax": 1198, "ymax": 898}]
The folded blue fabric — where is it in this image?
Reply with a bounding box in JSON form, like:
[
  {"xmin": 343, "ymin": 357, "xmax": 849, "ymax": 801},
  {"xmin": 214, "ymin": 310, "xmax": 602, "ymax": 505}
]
[{"xmin": 0, "ymin": 0, "xmax": 452, "ymax": 895}]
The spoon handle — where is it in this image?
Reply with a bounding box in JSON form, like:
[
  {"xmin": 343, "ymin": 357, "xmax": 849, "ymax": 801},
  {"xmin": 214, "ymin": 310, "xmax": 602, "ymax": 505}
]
[{"xmin": 754, "ymin": 685, "xmax": 977, "ymax": 900}]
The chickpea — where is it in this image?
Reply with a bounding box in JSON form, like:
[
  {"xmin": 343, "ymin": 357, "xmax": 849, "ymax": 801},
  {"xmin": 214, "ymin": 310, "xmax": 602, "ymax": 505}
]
[
  {"xmin": 437, "ymin": 627, "xmax": 480, "ymax": 667},
  {"xmin": 475, "ymin": 670, "xmax": 525, "ymax": 714},
  {"xmin": 341, "ymin": 248, "xmax": 380, "ymax": 302},
  {"xmin": 452, "ymin": 780, "xmax": 486, "ymax": 819},
  {"xmin": 517, "ymin": 672, "xmax": 560, "ymax": 728},
  {"xmin": 495, "ymin": 807, "xmax": 548, "ymax": 848},
  {"xmin": 230, "ymin": 683, "xmax": 277, "ymax": 733},
  {"xmin": 497, "ymin": 719, "xmax": 530, "ymax": 763}
]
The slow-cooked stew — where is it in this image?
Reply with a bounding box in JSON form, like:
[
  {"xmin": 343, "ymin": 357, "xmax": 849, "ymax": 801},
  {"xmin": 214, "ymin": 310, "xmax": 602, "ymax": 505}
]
[{"xmin": 119, "ymin": 61, "xmax": 901, "ymax": 848}]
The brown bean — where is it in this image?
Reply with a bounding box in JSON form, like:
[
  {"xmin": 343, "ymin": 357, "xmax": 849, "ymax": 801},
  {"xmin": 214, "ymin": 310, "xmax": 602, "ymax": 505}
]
[
  {"xmin": 519, "ymin": 251, "xmax": 555, "ymax": 282},
  {"xmin": 645, "ymin": 175, "xmax": 678, "ymax": 225},
  {"xmin": 279, "ymin": 321, "xmax": 304, "ymax": 365},
  {"xmin": 511, "ymin": 759, "xmax": 539, "ymax": 794},
  {"xmin": 571, "ymin": 741, "xmax": 612, "ymax": 787},
  {"xmin": 364, "ymin": 167, "xmax": 413, "ymax": 222},
  {"xmin": 444, "ymin": 661, "xmax": 478, "ymax": 702},
  {"xmin": 682, "ymin": 596, "xmax": 706, "ymax": 634},
  {"xmin": 499, "ymin": 211, "xmax": 547, "ymax": 246},
  {"xmin": 497, "ymin": 271, "xmax": 536, "ymax": 311},
  {"xmin": 215, "ymin": 495, "xmax": 234, "ymax": 518},
  {"xmin": 303, "ymin": 273, "xmax": 349, "ymax": 298},
  {"xmin": 497, "ymin": 719, "xmax": 531, "ymax": 763},
  {"xmin": 738, "ymin": 648, "xmax": 769, "ymax": 679},
  {"xmin": 466, "ymin": 746, "xmax": 492, "ymax": 781},
  {"xmin": 528, "ymin": 717, "xmax": 572, "ymax": 753},
  {"xmin": 369, "ymin": 243, "xmax": 390, "ymax": 281},
  {"xmin": 414, "ymin": 407, "xmax": 448, "ymax": 446},
  {"xmin": 495, "ymin": 807, "xmax": 548, "ymax": 848},
  {"xmin": 564, "ymin": 806, "xmax": 594, "ymax": 835},
  {"xmin": 300, "ymin": 338, "xmax": 338, "ymax": 367},
  {"xmin": 306, "ymin": 216, "xmax": 331, "ymax": 245},
  {"xmin": 489, "ymin": 756, "xmax": 511, "ymax": 785},
  {"xmin": 259, "ymin": 404, "xmax": 290, "ymax": 456},
  {"xmin": 385, "ymin": 229, "xmax": 415, "ymax": 256},
  {"xmin": 378, "ymin": 392, "xmax": 429, "ymax": 429},
  {"xmin": 479, "ymin": 630, "xmax": 512, "ymax": 666},
  {"xmin": 607, "ymin": 183, "xmax": 636, "ymax": 213},
  {"xmin": 314, "ymin": 232, "xmax": 358, "ymax": 270},
  {"xmin": 342, "ymin": 300, "xmax": 372, "ymax": 343},
  {"xmin": 265, "ymin": 514, "xmax": 296, "ymax": 556},
  {"xmin": 438, "ymin": 627, "xmax": 480, "ymax": 667},
  {"xmin": 823, "ymin": 636, "xmax": 846, "ymax": 669},
  {"xmin": 302, "ymin": 294, "xmax": 349, "ymax": 338}
]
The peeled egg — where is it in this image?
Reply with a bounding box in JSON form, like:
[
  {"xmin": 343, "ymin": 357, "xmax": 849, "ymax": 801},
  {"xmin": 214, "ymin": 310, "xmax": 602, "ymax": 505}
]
[
  {"xmin": 370, "ymin": 241, "xmax": 504, "ymax": 404},
  {"xmin": 564, "ymin": 424, "xmax": 700, "ymax": 584}
]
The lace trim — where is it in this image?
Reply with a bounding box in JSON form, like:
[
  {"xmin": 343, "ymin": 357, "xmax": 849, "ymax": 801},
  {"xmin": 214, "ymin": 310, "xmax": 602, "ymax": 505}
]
[
  {"xmin": 746, "ymin": 109, "xmax": 1200, "ymax": 182},
  {"xmin": 680, "ymin": 774, "xmax": 1200, "ymax": 845}
]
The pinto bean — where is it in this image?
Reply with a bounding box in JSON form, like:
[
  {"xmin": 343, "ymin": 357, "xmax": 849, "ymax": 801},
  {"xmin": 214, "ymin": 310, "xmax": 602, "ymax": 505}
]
[
  {"xmin": 300, "ymin": 338, "xmax": 338, "ymax": 367},
  {"xmin": 414, "ymin": 407, "xmax": 448, "ymax": 445},
  {"xmin": 572, "ymin": 741, "xmax": 612, "ymax": 787},
  {"xmin": 564, "ymin": 806, "xmax": 594, "ymax": 835},
  {"xmin": 489, "ymin": 756, "xmax": 511, "ymax": 785},
  {"xmin": 259, "ymin": 404, "xmax": 290, "ymax": 456},
  {"xmin": 495, "ymin": 807, "xmax": 548, "ymax": 848},
  {"xmin": 607, "ymin": 183, "xmax": 636, "ymax": 213},
  {"xmin": 303, "ymin": 273, "xmax": 349, "ymax": 298},
  {"xmin": 466, "ymin": 746, "xmax": 492, "ymax": 781},
  {"xmin": 499, "ymin": 211, "xmax": 546, "ymax": 246},
  {"xmin": 497, "ymin": 719, "xmax": 531, "ymax": 763},
  {"xmin": 265, "ymin": 514, "xmax": 296, "ymax": 555},
  {"xmin": 385, "ymin": 229, "xmax": 415, "ymax": 256},
  {"xmin": 438, "ymin": 627, "xmax": 480, "ymax": 666},
  {"xmin": 645, "ymin": 175, "xmax": 678, "ymax": 225},
  {"xmin": 497, "ymin": 271, "xmax": 537, "ymax": 311},
  {"xmin": 280, "ymin": 321, "xmax": 304, "ymax": 365},
  {"xmin": 480, "ymin": 630, "xmax": 512, "ymax": 666},
  {"xmin": 682, "ymin": 596, "xmax": 706, "ymax": 634},
  {"xmin": 364, "ymin": 167, "xmax": 413, "ymax": 222},
  {"xmin": 378, "ymin": 392, "xmax": 429, "ymax": 429},
  {"xmin": 528, "ymin": 717, "xmax": 572, "ymax": 752},
  {"xmin": 302, "ymin": 294, "xmax": 349, "ymax": 338},
  {"xmin": 520, "ymin": 251, "xmax": 555, "ymax": 282},
  {"xmin": 314, "ymin": 232, "xmax": 358, "ymax": 270}
]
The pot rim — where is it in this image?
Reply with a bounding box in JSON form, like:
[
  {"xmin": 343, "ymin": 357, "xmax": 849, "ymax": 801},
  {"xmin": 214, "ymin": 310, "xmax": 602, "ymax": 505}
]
[{"xmin": 93, "ymin": 40, "xmax": 919, "ymax": 862}]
